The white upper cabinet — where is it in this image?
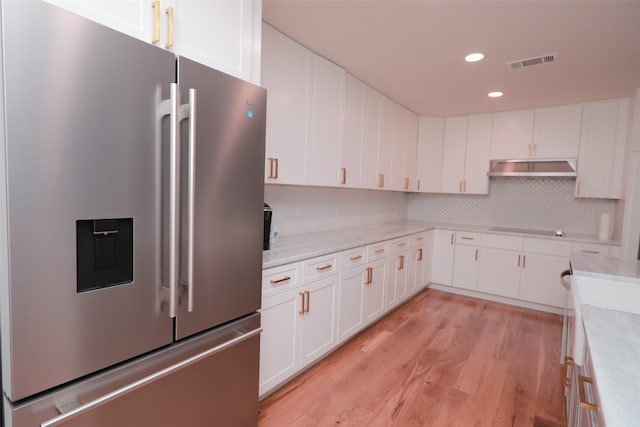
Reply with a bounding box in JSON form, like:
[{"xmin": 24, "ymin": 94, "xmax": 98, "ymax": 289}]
[
  {"xmin": 416, "ymin": 117, "xmax": 445, "ymax": 193},
  {"xmin": 44, "ymin": 0, "xmax": 261, "ymax": 84},
  {"xmin": 441, "ymin": 114, "xmax": 491, "ymax": 194},
  {"xmin": 261, "ymin": 24, "xmax": 311, "ymax": 184},
  {"xmin": 377, "ymin": 97, "xmax": 395, "ymax": 189},
  {"xmin": 575, "ymin": 98, "xmax": 629, "ymax": 199},
  {"xmin": 491, "ymin": 109, "xmax": 535, "ymax": 159},
  {"xmin": 362, "ymin": 85, "xmax": 384, "ymax": 189},
  {"xmin": 532, "ymin": 104, "xmax": 582, "ymax": 158},
  {"xmin": 308, "ymin": 55, "xmax": 346, "ymax": 187},
  {"xmin": 391, "ymin": 104, "xmax": 419, "ymax": 191},
  {"xmin": 342, "ymin": 75, "xmax": 366, "ymax": 188}
]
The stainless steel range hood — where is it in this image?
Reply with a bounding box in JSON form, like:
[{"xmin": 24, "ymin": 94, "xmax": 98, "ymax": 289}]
[{"xmin": 487, "ymin": 158, "xmax": 577, "ymax": 178}]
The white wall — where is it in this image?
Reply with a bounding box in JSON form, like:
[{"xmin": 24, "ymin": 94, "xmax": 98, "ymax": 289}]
[
  {"xmin": 265, "ymin": 185, "xmax": 408, "ymax": 238},
  {"xmin": 408, "ymin": 179, "xmax": 617, "ymax": 236}
]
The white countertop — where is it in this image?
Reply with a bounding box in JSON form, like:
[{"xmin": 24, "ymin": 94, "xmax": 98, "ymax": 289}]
[
  {"xmin": 570, "ymin": 254, "xmax": 640, "ymax": 427},
  {"xmin": 581, "ymin": 305, "xmax": 640, "ymax": 427},
  {"xmin": 263, "ymin": 220, "xmax": 619, "ymax": 269}
]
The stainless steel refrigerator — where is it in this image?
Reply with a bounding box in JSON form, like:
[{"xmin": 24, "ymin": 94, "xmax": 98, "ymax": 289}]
[{"xmin": 0, "ymin": 2, "xmax": 266, "ymax": 426}]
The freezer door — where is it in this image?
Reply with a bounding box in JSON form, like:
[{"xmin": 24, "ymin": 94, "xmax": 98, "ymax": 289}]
[
  {"xmin": 6, "ymin": 314, "xmax": 261, "ymax": 427},
  {"xmin": 174, "ymin": 57, "xmax": 266, "ymax": 339},
  {"xmin": 0, "ymin": 2, "xmax": 175, "ymax": 400}
]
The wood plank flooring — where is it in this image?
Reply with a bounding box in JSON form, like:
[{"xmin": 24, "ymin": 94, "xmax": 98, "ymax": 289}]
[{"xmin": 258, "ymin": 289, "xmax": 565, "ymax": 427}]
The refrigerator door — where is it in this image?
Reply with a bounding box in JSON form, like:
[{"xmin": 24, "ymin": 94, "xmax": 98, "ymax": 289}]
[
  {"xmin": 0, "ymin": 2, "xmax": 174, "ymax": 401},
  {"xmin": 174, "ymin": 57, "xmax": 266, "ymax": 339},
  {"xmin": 6, "ymin": 314, "xmax": 261, "ymax": 427}
]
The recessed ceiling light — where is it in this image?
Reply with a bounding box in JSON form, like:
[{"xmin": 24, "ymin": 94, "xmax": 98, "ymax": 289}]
[
  {"xmin": 488, "ymin": 91, "xmax": 504, "ymax": 98},
  {"xmin": 465, "ymin": 53, "xmax": 485, "ymax": 62}
]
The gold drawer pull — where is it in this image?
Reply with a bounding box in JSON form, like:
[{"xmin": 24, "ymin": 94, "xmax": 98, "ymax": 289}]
[
  {"xmin": 581, "ymin": 250, "xmax": 600, "ymax": 255},
  {"xmin": 298, "ymin": 292, "xmax": 305, "ymax": 315},
  {"xmin": 164, "ymin": 6, "xmax": 174, "ymax": 49},
  {"xmin": 349, "ymin": 255, "xmax": 363, "ymax": 262},
  {"xmin": 461, "ymin": 237, "xmax": 474, "ymax": 240},
  {"xmin": 416, "ymin": 237, "xmax": 424, "ymax": 241},
  {"xmin": 417, "ymin": 248, "xmax": 423, "ymax": 261},
  {"xmin": 396, "ymin": 242, "xmax": 406, "ymax": 247},
  {"xmin": 316, "ymin": 264, "xmax": 332, "ymax": 272},
  {"xmin": 269, "ymin": 276, "xmax": 291, "ymax": 285},
  {"xmin": 151, "ymin": 1, "xmax": 160, "ymax": 44},
  {"xmin": 340, "ymin": 167, "xmax": 347, "ymax": 185},
  {"xmin": 578, "ymin": 375, "xmax": 599, "ymax": 412},
  {"xmin": 304, "ymin": 290, "xmax": 310, "ymax": 313},
  {"xmin": 450, "ymin": 233, "xmax": 454, "ymax": 245},
  {"xmin": 374, "ymin": 249, "xmax": 385, "ymax": 254},
  {"xmin": 364, "ymin": 267, "xmax": 373, "ymax": 285},
  {"xmin": 563, "ymin": 357, "xmax": 575, "ymax": 388},
  {"xmin": 398, "ymin": 255, "xmax": 405, "ymax": 270}
]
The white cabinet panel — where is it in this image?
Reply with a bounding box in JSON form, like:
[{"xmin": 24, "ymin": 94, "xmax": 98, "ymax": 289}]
[
  {"xmin": 464, "ymin": 114, "xmax": 492, "ymax": 194},
  {"xmin": 387, "ymin": 252, "xmax": 408, "ymax": 309},
  {"xmin": 576, "ymin": 98, "xmax": 629, "ymax": 199},
  {"xmin": 262, "ymin": 24, "xmax": 311, "ymax": 184},
  {"xmin": 362, "ymin": 86, "xmax": 383, "ymax": 189},
  {"xmin": 338, "ymin": 267, "xmax": 366, "ymax": 343},
  {"xmin": 441, "ymin": 116, "xmax": 468, "ymax": 194},
  {"xmin": 377, "ymin": 97, "xmax": 395, "ymax": 189},
  {"xmin": 416, "ymin": 117, "xmax": 445, "ymax": 193},
  {"xmin": 299, "ymin": 277, "xmax": 338, "ymax": 367},
  {"xmin": 520, "ymin": 253, "xmax": 568, "ymax": 308},
  {"xmin": 432, "ymin": 230, "xmax": 455, "ymax": 285},
  {"xmin": 342, "ymin": 75, "xmax": 366, "ymax": 188},
  {"xmin": 308, "ymin": 55, "xmax": 346, "ymax": 186},
  {"xmin": 491, "ymin": 109, "xmax": 534, "ymax": 159},
  {"xmin": 478, "ymin": 247, "xmax": 521, "ymax": 298},
  {"xmin": 452, "ymin": 244, "xmax": 479, "ymax": 291},
  {"xmin": 532, "ymin": 103, "xmax": 582, "ymax": 158},
  {"xmin": 364, "ymin": 260, "xmax": 387, "ymax": 323}
]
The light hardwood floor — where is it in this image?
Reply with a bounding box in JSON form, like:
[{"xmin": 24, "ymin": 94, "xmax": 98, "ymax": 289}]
[{"xmin": 258, "ymin": 289, "xmax": 566, "ymax": 427}]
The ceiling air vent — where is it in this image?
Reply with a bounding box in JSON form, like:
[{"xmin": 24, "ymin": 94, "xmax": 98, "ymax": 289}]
[{"xmin": 507, "ymin": 53, "xmax": 557, "ymax": 70}]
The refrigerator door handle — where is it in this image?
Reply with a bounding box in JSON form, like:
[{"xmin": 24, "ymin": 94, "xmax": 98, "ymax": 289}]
[
  {"xmin": 39, "ymin": 327, "xmax": 262, "ymax": 427},
  {"xmin": 168, "ymin": 82, "xmax": 180, "ymax": 318},
  {"xmin": 186, "ymin": 88, "xmax": 196, "ymax": 312}
]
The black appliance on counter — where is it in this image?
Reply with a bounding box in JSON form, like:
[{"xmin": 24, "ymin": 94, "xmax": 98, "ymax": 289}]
[{"xmin": 264, "ymin": 203, "xmax": 272, "ymax": 250}]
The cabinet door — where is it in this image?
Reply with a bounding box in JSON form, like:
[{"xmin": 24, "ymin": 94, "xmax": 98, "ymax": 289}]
[
  {"xmin": 338, "ymin": 268, "xmax": 366, "ymax": 343},
  {"xmin": 387, "ymin": 253, "xmax": 407, "ymax": 308},
  {"xmin": 364, "ymin": 260, "xmax": 387, "ymax": 324},
  {"xmin": 410, "ymin": 245, "xmax": 425, "ymax": 294},
  {"xmin": 299, "ymin": 277, "xmax": 338, "ymax": 367},
  {"xmin": 576, "ymin": 99, "xmax": 629, "ymax": 199},
  {"xmin": 416, "ymin": 117, "xmax": 445, "ymax": 192},
  {"xmin": 519, "ymin": 253, "xmax": 569, "ymax": 308},
  {"xmin": 173, "ymin": 0, "xmax": 259, "ymax": 83},
  {"xmin": 259, "ymin": 290, "xmax": 300, "ymax": 396},
  {"xmin": 432, "ymin": 230, "xmax": 455, "ymax": 285},
  {"xmin": 464, "ymin": 114, "xmax": 492, "ymax": 194},
  {"xmin": 342, "ymin": 75, "xmax": 365, "ymax": 187},
  {"xmin": 377, "ymin": 97, "xmax": 395, "ymax": 189},
  {"xmin": 491, "ymin": 109, "xmax": 534, "ymax": 159},
  {"xmin": 404, "ymin": 112, "xmax": 419, "ymax": 191},
  {"xmin": 423, "ymin": 230, "xmax": 435, "ymax": 285},
  {"xmin": 533, "ymin": 104, "xmax": 582, "ymax": 158},
  {"xmin": 452, "ymin": 245, "xmax": 479, "ymax": 290},
  {"xmin": 261, "ymin": 24, "xmax": 311, "ymax": 184},
  {"xmin": 308, "ymin": 55, "xmax": 346, "ymax": 186},
  {"xmin": 43, "ymin": 0, "xmax": 152, "ymax": 43},
  {"xmin": 441, "ymin": 116, "xmax": 467, "ymax": 193},
  {"xmin": 477, "ymin": 248, "xmax": 521, "ymax": 298},
  {"xmin": 362, "ymin": 85, "xmax": 382, "ymax": 188}
]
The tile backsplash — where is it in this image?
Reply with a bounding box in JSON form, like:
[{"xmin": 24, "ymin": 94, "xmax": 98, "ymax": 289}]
[
  {"xmin": 408, "ymin": 179, "xmax": 618, "ymax": 235},
  {"xmin": 265, "ymin": 185, "xmax": 408, "ymax": 237}
]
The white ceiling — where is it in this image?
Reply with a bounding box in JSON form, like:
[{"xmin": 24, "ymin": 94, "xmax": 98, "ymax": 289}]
[{"xmin": 262, "ymin": 0, "xmax": 640, "ymax": 117}]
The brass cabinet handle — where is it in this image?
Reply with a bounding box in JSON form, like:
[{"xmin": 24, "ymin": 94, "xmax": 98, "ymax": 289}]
[
  {"xmin": 398, "ymin": 255, "xmax": 404, "ymax": 270},
  {"xmin": 349, "ymin": 255, "xmax": 363, "ymax": 262},
  {"xmin": 578, "ymin": 375, "xmax": 599, "ymax": 412},
  {"xmin": 417, "ymin": 179, "xmax": 421, "ymax": 191},
  {"xmin": 522, "ymin": 255, "xmax": 526, "ymax": 268},
  {"xmin": 378, "ymin": 173, "xmax": 384, "ymax": 188},
  {"xmin": 274, "ymin": 158, "xmax": 279, "ymax": 179},
  {"xmin": 563, "ymin": 357, "xmax": 575, "ymax": 388},
  {"xmin": 267, "ymin": 157, "xmax": 274, "ymax": 179},
  {"xmin": 340, "ymin": 167, "xmax": 347, "ymax": 185},
  {"xmin": 298, "ymin": 292, "xmax": 305, "ymax": 315},
  {"xmin": 151, "ymin": 1, "xmax": 160, "ymax": 44},
  {"xmin": 533, "ymin": 144, "xmax": 537, "ymax": 157},
  {"xmin": 517, "ymin": 254, "xmax": 521, "ymax": 267},
  {"xmin": 364, "ymin": 267, "xmax": 373, "ymax": 285},
  {"xmin": 418, "ymin": 248, "xmax": 423, "ymax": 261},
  {"xmin": 316, "ymin": 264, "xmax": 332, "ymax": 272},
  {"xmin": 165, "ymin": 6, "xmax": 174, "ymax": 49},
  {"xmin": 461, "ymin": 237, "xmax": 474, "ymax": 241},
  {"xmin": 374, "ymin": 248, "xmax": 385, "ymax": 254},
  {"xmin": 463, "ymin": 180, "xmax": 467, "ymax": 192},
  {"xmin": 269, "ymin": 276, "xmax": 291, "ymax": 285},
  {"xmin": 304, "ymin": 290, "xmax": 310, "ymax": 313},
  {"xmin": 416, "ymin": 237, "xmax": 424, "ymax": 241},
  {"xmin": 581, "ymin": 250, "xmax": 600, "ymax": 255},
  {"xmin": 396, "ymin": 242, "xmax": 406, "ymax": 247},
  {"xmin": 450, "ymin": 233, "xmax": 454, "ymax": 245},
  {"xmin": 403, "ymin": 177, "xmax": 409, "ymax": 190},
  {"xmin": 475, "ymin": 249, "xmax": 478, "ymax": 261}
]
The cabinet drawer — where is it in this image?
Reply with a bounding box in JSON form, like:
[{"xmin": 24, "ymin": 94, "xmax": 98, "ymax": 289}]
[
  {"xmin": 410, "ymin": 232, "xmax": 428, "ymax": 248},
  {"xmin": 367, "ymin": 242, "xmax": 389, "ymax": 260},
  {"xmin": 571, "ymin": 243, "xmax": 610, "ymax": 257},
  {"xmin": 524, "ymin": 238, "xmax": 572, "ymax": 256},
  {"xmin": 262, "ymin": 262, "xmax": 302, "ymax": 297},
  {"xmin": 455, "ymin": 232, "xmax": 482, "ymax": 245},
  {"xmin": 341, "ymin": 247, "xmax": 367, "ymax": 271},
  {"xmin": 483, "ymin": 234, "xmax": 523, "ymax": 251},
  {"xmin": 303, "ymin": 253, "xmax": 339, "ymax": 283},
  {"xmin": 388, "ymin": 237, "xmax": 410, "ymax": 254}
]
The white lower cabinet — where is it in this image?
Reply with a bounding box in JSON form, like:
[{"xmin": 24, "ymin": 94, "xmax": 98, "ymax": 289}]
[
  {"xmin": 387, "ymin": 251, "xmax": 408, "ymax": 309},
  {"xmin": 337, "ymin": 267, "xmax": 366, "ymax": 343},
  {"xmin": 452, "ymin": 243, "xmax": 480, "ymax": 291},
  {"xmin": 478, "ymin": 248, "xmax": 521, "ymax": 298},
  {"xmin": 298, "ymin": 276, "xmax": 339, "ymax": 366},
  {"xmin": 432, "ymin": 230, "xmax": 455, "ymax": 285},
  {"xmin": 519, "ymin": 252, "xmax": 569, "ymax": 308}
]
